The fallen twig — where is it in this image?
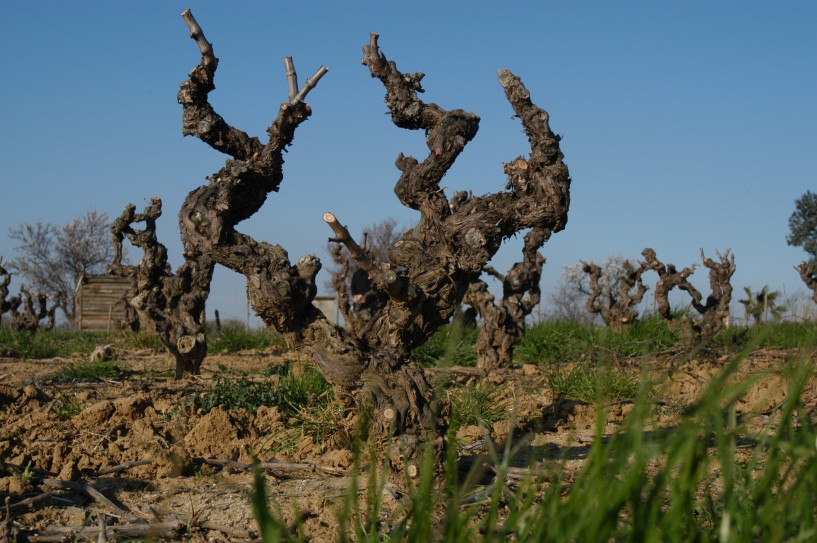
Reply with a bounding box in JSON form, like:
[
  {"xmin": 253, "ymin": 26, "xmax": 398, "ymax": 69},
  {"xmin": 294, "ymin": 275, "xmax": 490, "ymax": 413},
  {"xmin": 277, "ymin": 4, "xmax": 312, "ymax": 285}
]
[
  {"xmin": 426, "ymin": 365, "xmax": 486, "ymax": 377},
  {"xmin": 194, "ymin": 457, "xmax": 346, "ymax": 476},
  {"xmin": 200, "ymin": 520, "xmax": 257, "ymax": 540},
  {"xmin": 92, "ymin": 459, "xmax": 153, "ymax": 477},
  {"xmin": 28, "ymin": 519, "xmax": 186, "ymax": 543},
  {"xmin": 42, "ymin": 479, "xmax": 142, "ymax": 521},
  {"xmin": 1, "ymin": 497, "xmax": 11, "ymax": 543},
  {"xmin": 8, "ymin": 489, "xmax": 53, "ymax": 512}
]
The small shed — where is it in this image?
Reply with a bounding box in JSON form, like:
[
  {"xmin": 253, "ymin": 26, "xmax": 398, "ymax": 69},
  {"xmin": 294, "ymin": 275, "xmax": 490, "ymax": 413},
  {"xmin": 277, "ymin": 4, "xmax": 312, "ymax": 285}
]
[{"xmin": 75, "ymin": 275, "xmax": 135, "ymax": 332}]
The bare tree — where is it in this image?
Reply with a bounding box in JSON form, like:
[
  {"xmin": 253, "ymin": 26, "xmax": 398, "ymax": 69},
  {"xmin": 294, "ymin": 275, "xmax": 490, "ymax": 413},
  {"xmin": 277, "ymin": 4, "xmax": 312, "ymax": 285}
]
[
  {"xmin": 578, "ymin": 256, "xmax": 648, "ymax": 330},
  {"xmin": 464, "ymin": 228, "xmax": 550, "ymax": 369},
  {"xmin": 172, "ymin": 11, "xmax": 570, "ymax": 476},
  {"xmin": 677, "ymin": 249, "xmax": 735, "ymax": 336},
  {"xmin": 547, "ymin": 268, "xmax": 598, "ymax": 324},
  {"xmin": 108, "ymin": 198, "xmax": 213, "ymax": 379},
  {"xmin": 7, "ymin": 210, "xmax": 115, "ymax": 322}
]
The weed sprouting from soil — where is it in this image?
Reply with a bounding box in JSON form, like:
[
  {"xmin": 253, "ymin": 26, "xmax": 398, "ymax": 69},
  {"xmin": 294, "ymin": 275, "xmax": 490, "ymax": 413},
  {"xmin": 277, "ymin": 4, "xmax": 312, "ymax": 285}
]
[
  {"xmin": 448, "ymin": 381, "xmax": 507, "ymax": 434},
  {"xmin": 411, "ymin": 323, "xmax": 478, "ymax": 367},
  {"xmin": 185, "ymin": 362, "xmax": 332, "ymax": 415},
  {"xmin": 250, "ymin": 351, "xmax": 817, "ymax": 542},
  {"xmin": 40, "ymin": 359, "xmax": 123, "ymax": 384},
  {"xmin": 546, "ymin": 363, "xmax": 640, "ymax": 403},
  {"xmin": 3, "ymin": 318, "xmax": 816, "ymax": 541},
  {"xmin": 210, "ymin": 325, "xmax": 286, "ymax": 354}
]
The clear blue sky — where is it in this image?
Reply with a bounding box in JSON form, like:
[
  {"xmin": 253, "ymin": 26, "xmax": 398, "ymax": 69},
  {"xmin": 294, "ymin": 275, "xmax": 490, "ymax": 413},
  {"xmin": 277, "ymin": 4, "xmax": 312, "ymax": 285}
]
[{"xmin": 1, "ymin": 1, "xmax": 815, "ymax": 325}]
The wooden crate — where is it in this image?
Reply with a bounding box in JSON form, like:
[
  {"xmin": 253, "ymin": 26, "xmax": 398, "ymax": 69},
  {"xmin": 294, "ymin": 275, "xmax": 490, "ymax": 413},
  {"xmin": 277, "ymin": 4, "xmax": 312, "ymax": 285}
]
[{"xmin": 75, "ymin": 275, "xmax": 134, "ymax": 332}]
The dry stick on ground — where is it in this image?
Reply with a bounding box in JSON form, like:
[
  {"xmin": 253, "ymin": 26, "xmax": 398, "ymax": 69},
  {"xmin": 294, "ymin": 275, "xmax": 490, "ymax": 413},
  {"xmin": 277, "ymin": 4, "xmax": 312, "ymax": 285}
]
[
  {"xmin": 195, "ymin": 457, "xmax": 346, "ymax": 476},
  {"xmin": 108, "ymin": 192, "xmax": 214, "ymax": 379},
  {"xmin": 677, "ymin": 248, "xmax": 736, "ymax": 337},
  {"xmin": 27, "ymin": 520, "xmax": 188, "ymax": 543},
  {"xmin": 464, "ymin": 227, "xmax": 551, "ymax": 369},
  {"xmin": 176, "ymin": 17, "xmax": 569, "ymax": 479},
  {"xmin": 7, "ymin": 490, "xmax": 54, "ymax": 513},
  {"xmin": 796, "ymin": 261, "xmax": 817, "ymax": 304},
  {"xmin": 42, "ymin": 479, "xmax": 142, "ymax": 522},
  {"xmin": 581, "ymin": 259, "xmax": 648, "ymax": 330},
  {"xmin": 0, "ymin": 497, "xmax": 11, "ymax": 543},
  {"xmin": 91, "ymin": 460, "xmax": 153, "ymax": 477}
]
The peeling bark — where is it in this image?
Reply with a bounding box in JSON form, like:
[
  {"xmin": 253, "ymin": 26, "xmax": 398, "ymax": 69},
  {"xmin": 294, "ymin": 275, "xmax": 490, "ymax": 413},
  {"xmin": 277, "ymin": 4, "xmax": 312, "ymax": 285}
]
[
  {"xmin": 678, "ymin": 249, "xmax": 735, "ymax": 337},
  {"xmin": 108, "ymin": 198, "xmax": 212, "ymax": 378},
  {"xmin": 464, "ymin": 228, "xmax": 550, "ymax": 369},
  {"xmin": 796, "ymin": 261, "xmax": 817, "ymax": 305},
  {"xmin": 173, "ymin": 15, "xmax": 570, "ymax": 475},
  {"xmin": 581, "ymin": 259, "xmax": 648, "ymax": 330}
]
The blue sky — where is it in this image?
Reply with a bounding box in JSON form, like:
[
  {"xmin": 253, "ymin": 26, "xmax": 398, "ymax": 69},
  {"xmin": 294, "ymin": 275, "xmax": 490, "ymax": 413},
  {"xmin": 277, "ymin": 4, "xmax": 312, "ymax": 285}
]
[{"xmin": 1, "ymin": 1, "xmax": 815, "ymax": 325}]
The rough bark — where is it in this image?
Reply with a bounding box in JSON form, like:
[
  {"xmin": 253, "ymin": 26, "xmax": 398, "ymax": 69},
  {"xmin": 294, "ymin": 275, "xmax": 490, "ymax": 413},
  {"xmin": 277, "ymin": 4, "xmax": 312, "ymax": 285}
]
[
  {"xmin": 327, "ymin": 234, "xmax": 389, "ymax": 337},
  {"xmin": 108, "ymin": 198, "xmax": 212, "ymax": 378},
  {"xmin": 0, "ymin": 261, "xmax": 21, "ymax": 325},
  {"xmin": 173, "ymin": 16, "xmax": 570, "ymax": 476},
  {"xmin": 581, "ymin": 259, "xmax": 648, "ymax": 330},
  {"xmin": 796, "ymin": 261, "xmax": 817, "ymax": 305},
  {"xmin": 677, "ymin": 249, "xmax": 735, "ymax": 337},
  {"xmin": 464, "ymin": 227, "xmax": 550, "ymax": 369},
  {"xmin": 640, "ymin": 248, "xmax": 697, "ymax": 322},
  {"xmin": 0, "ymin": 261, "xmax": 59, "ymax": 332}
]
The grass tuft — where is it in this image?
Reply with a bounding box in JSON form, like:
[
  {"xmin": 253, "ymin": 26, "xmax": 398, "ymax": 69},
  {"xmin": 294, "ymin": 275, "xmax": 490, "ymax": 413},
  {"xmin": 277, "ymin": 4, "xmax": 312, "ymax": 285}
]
[
  {"xmin": 185, "ymin": 362, "xmax": 332, "ymax": 416},
  {"xmin": 412, "ymin": 323, "xmax": 478, "ymax": 367},
  {"xmin": 41, "ymin": 360, "xmax": 123, "ymax": 384},
  {"xmin": 250, "ymin": 351, "xmax": 817, "ymax": 542},
  {"xmin": 210, "ymin": 325, "xmax": 286, "ymax": 354},
  {"xmin": 448, "ymin": 381, "xmax": 507, "ymax": 434},
  {"xmin": 547, "ymin": 363, "xmax": 641, "ymax": 403}
]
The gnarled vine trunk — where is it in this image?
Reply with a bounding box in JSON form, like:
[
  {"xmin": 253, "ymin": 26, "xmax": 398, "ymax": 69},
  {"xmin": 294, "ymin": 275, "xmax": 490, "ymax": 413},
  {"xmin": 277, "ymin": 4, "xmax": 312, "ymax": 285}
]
[
  {"xmin": 796, "ymin": 261, "xmax": 817, "ymax": 305},
  {"xmin": 174, "ymin": 12, "xmax": 570, "ymax": 475},
  {"xmin": 0, "ymin": 261, "xmax": 60, "ymax": 332},
  {"xmin": 582, "ymin": 259, "xmax": 648, "ymax": 330},
  {"xmin": 640, "ymin": 248, "xmax": 696, "ymax": 322},
  {"xmin": 678, "ymin": 249, "xmax": 735, "ymax": 337},
  {"xmin": 464, "ymin": 227, "xmax": 550, "ymax": 369},
  {"xmin": 108, "ymin": 199, "xmax": 213, "ymax": 378}
]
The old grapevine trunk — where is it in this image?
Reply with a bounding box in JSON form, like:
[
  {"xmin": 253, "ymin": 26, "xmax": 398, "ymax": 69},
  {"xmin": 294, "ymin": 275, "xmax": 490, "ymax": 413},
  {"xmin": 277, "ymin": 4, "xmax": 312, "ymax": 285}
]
[
  {"xmin": 175, "ymin": 13, "xmax": 570, "ymax": 474},
  {"xmin": 109, "ymin": 199, "xmax": 213, "ymax": 378},
  {"xmin": 464, "ymin": 228, "xmax": 551, "ymax": 370}
]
